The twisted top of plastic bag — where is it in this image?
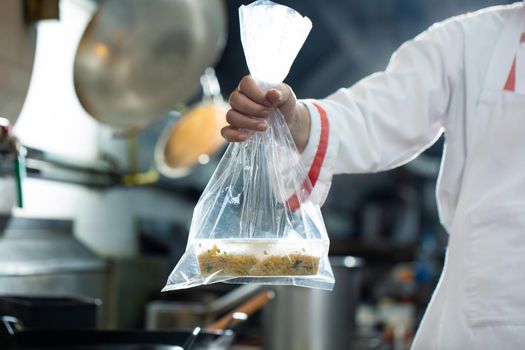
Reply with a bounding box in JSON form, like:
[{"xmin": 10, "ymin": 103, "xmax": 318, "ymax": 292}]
[{"xmin": 239, "ymin": 0, "xmax": 312, "ymax": 90}]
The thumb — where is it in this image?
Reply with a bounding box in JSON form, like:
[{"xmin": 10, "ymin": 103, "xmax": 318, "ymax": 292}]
[
  {"xmin": 266, "ymin": 84, "xmax": 297, "ymax": 122},
  {"xmin": 266, "ymin": 84, "xmax": 297, "ymax": 120},
  {"xmin": 266, "ymin": 84, "xmax": 291, "ymax": 107}
]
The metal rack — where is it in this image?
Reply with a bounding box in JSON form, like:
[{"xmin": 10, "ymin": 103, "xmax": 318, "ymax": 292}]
[
  {"xmin": 24, "ymin": 146, "xmax": 120, "ymax": 187},
  {"xmin": 0, "ymin": 145, "xmax": 120, "ymax": 188}
]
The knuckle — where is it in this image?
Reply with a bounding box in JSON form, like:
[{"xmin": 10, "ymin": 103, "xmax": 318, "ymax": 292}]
[
  {"xmin": 257, "ymin": 106, "xmax": 267, "ymax": 114},
  {"xmin": 225, "ymin": 110, "xmax": 235, "ymax": 124},
  {"xmin": 279, "ymin": 83, "xmax": 289, "ymax": 95},
  {"xmin": 228, "ymin": 91, "xmax": 236, "ymax": 105},
  {"xmin": 239, "ymin": 75, "xmax": 251, "ymax": 90}
]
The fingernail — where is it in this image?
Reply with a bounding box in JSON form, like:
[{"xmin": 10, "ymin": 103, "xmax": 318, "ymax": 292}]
[
  {"xmin": 238, "ymin": 133, "xmax": 248, "ymax": 140},
  {"xmin": 256, "ymin": 122, "xmax": 267, "ymax": 131}
]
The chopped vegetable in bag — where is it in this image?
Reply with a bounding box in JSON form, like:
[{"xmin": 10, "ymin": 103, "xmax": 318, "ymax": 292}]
[{"xmin": 163, "ymin": 0, "xmax": 334, "ymax": 291}]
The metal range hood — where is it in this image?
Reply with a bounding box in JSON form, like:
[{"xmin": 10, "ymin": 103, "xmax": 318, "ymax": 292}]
[{"xmin": 0, "ymin": 216, "xmax": 109, "ymax": 326}]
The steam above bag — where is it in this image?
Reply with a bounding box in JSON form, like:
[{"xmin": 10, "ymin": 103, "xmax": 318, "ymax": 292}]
[{"xmin": 163, "ymin": 0, "xmax": 334, "ymax": 291}]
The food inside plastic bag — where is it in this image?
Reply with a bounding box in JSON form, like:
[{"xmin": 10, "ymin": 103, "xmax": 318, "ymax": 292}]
[
  {"xmin": 196, "ymin": 240, "xmax": 321, "ymax": 277},
  {"xmin": 162, "ymin": 0, "xmax": 334, "ymax": 291}
]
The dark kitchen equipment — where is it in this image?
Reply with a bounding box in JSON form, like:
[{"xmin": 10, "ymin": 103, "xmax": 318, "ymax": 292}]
[
  {"xmin": 0, "ymin": 296, "xmax": 99, "ymax": 330},
  {"xmin": 0, "ymin": 316, "xmax": 234, "ymax": 350},
  {"xmin": 263, "ymin": 256, "xmax": 363, "ymax": 350},
  {"xmin": 0, "ymin": 289, "xmax": 274, "ymax": 349}
]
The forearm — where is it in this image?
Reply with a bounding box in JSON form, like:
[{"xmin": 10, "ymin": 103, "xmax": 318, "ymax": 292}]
[{"xmin": 288, "ymin": 102, "xmax": 311, "ymax": 154}]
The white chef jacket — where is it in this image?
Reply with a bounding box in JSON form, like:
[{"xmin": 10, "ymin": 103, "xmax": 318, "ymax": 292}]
[{"xmin": 300, "ymin": 2, "xmax": 525, "ymax": 349}]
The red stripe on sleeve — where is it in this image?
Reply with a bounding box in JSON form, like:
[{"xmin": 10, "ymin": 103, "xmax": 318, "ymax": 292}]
[
  {"xmin": 502, "ymin": 33, "xmax": 524, "ymax": 91},
  {"xmin": 503, "ymin": 56, "xmax": 516, "ymax": 92},
  {"xmin": 286, "ymin": 103, "xmax": 330, "ymax": 211}
]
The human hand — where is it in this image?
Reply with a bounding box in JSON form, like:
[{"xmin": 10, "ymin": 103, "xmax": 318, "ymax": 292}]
[{"xmin": 222, "ymin": 75, "xmax": 310, "ymax": 153}]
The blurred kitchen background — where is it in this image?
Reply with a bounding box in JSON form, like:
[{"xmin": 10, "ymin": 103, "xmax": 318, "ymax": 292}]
[{"xmin": 0, "ymin": 0, "xmax": 514, "ymax": 349}]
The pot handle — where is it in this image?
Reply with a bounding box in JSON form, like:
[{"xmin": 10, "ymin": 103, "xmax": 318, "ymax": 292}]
[
  {"xmin": 206, "ymin": 290, "xmax": 275, "ymax": 331},
  {"xmin": 1, "ymin": 316, "xmax": 24, "ymax": 335},
  {"xmin": 207, "ymin": 284, "xmax": 261, "ymax": 315}
]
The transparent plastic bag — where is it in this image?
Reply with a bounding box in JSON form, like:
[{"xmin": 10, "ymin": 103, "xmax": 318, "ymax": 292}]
[{"xmin": 163, "ymin": 0, "xmax": 334, "ymax": 291}]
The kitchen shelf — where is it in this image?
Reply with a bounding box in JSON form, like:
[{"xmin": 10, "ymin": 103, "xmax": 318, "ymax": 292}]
[{"xmin": 330, "ymin": 237, "xmax": 418, "ymax": 263}]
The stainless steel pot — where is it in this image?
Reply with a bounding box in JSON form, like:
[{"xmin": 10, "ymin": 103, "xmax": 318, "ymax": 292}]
[
  {"xmin": 263, "ymin": 256, "xmax": 363, "ymax": 350},
  {"xmin": 0, "ymin": 0, "xmax": 37, "ymax": 126}
]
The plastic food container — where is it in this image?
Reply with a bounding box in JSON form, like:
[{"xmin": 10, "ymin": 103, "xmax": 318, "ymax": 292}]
[{"xmin": 195, "ymin": 239, "xmax": 325, "ymax": 277}]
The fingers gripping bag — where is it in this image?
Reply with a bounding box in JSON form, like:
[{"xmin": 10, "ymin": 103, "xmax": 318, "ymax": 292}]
[{"xmin": 162, "ymin": 0, "xmax": 334, "ymax": 291}]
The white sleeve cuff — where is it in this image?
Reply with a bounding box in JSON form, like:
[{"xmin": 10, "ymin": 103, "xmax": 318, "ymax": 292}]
[
  {"xmin": 297, "ymin": 99, "xmax": 336, "ymax": 206},
  {"xmin": 299, "ymin": 99, "xmax": 322, "ymax": 168}
]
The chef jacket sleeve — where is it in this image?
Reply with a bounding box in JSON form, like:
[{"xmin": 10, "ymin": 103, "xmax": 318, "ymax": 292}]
[{"xmin": 299, "ymin": 16, "xmax": 465, "ymax": 205}]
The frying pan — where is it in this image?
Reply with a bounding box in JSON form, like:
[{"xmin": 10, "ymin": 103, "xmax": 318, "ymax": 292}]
[
  {"xmin": 0, "ymin": 317, "xmax": 233, "ymax": 350},
  {"xmin": 0, "ymin": 290, "xmax": 274, "ymax": 350},
  {"xmin": 74, "ymin": 0, "xmax": 227, "ymax": 134},
  {"xmin": 121, "ymin": 68, "xmax": 228, "ymax": 185},
  {"xmin": 154, "ymin": 68, "xmax": 228, "ymax": 178}
]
